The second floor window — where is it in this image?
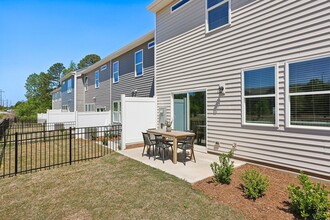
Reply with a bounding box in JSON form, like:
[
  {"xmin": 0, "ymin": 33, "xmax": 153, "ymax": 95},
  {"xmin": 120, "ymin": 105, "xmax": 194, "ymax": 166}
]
[
  {"xmin": 135, "ymin": 49, "xmax": 143, "ymax": 77},
  {"xmin": 113, "ymin": 61, "xmax": 119, "ymax": 83},
  {"xmin": 95, "ymin": 70, "xmax": 99, "ymax": 88},
  {"xmin": 67, "ymin": 78, "xmax": 73, "ymax": 93},
  {"xmin": 84, "ymin": 76, "xmax": 88, "ymax": 91},
  {"xmin": 207, "ymin": 0, "xmax": 230, "ymax": 32}
]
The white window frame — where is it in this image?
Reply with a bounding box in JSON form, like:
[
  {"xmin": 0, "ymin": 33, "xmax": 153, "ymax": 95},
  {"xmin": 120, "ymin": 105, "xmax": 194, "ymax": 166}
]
[
  {"xmin": 241, "ymin": 64, "xmax": 279, "ymax": 127},
  {"xmin": 67, "ymin": 79, "xmax": 72, "ymax": 94},
  {"xmin": 112, "ymin": 101, "xmax": 121, "ymax": 123},
  {"xmin": 62, "ymin": 105, "xmax": 68, "ymax": 111},
  {"xmin": 113, "ymin": 61, "xmax": 119, "ymax": 84},
  {"xmin": 171, "ymin": 0, "xmax": 191, "ymax": 13},
  {"xmin": 135, "ymin": 49, "xmax": 143, "ymax": 77},
  {"xmin": 101, "ymin": 65, "xmax": 107, "ymax": 71},
  {"xmin": 85, "ymin": 103, "xmax": 96, "ymax": 112},
  {"xmin": 148, "ymin": 41, "xmax": 155, "ymax": 49},
  {"xmin": 205, "ymin": 0, "xmax": 231, "ymax": 33},
  {"xmin": 285, "ymin": 54, "xmax": 330, "ymax": 131},
  {"xmin": 84, "ymin": 76, "xmax": 88, "ymax": 91},
  {"xmin": 95, "ymin": 70, "xmax": 99, "ymax": 89}
]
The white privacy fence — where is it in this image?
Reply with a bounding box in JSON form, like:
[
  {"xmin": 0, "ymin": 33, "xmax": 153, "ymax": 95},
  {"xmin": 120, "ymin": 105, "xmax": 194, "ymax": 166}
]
[
  {"xmin": 38, "ymin": 110, "xmax": 111, "ymax": 129},
  {"xmin": 121, "ymin": 95, "xmax": 157, "ymax": 150}
]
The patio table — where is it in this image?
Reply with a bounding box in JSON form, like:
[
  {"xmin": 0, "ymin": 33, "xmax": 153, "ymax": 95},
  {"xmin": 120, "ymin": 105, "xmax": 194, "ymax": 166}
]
[{"xmin": 147, "ymin": 129, "xmax": 195, "ymax": 164}]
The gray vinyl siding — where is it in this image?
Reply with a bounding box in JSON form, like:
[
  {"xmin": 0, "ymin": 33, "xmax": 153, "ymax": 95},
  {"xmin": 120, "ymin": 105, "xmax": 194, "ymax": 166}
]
[
  {"xmin": 111, "ymin": 40, "xmax": 155, "ymax": 102},
  {"xmin": 155, "ymin": 0, "xmax": 330, "ymax": 176},
  {"xmin": 76, "ymin": 76, "xmax": 85, "ymax": 112},
  {"xmin": 61, "ymin": 76, "xmax": 74, "ymax": 112},
  {"xmin": 84, "ymin": 62, "xmax": 111, "ymax": 111}
]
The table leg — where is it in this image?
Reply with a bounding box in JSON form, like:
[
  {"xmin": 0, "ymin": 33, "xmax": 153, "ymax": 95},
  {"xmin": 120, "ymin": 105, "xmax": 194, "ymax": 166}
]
[{"xmin": 173, "ymin": 138, "xmax": 177, "ymax": 164}]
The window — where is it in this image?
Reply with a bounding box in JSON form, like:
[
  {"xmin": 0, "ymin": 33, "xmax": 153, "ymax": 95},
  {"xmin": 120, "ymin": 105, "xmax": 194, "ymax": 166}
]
[
  {"xmin": 113, "ymin": 61, "xmax": 119, "ymax": 83},
  {"xmin": 242, "ymin": 66, "xmax": 277, "ymax": 125},
  {"xmin": 101, "ymin": 65, "xmax": 107, "ymax": 71},
  {"xmin": 135, "ymin": 50, "xmax": 143, "ymax": 77},
  {"xmin": 206, "ymin": 0, "xmax": 230, "ymax": 32},
  {"xmin": 148, "ymin": 41, "xmax": 155, "ymax": 49},
  {"xmin": 97, "ymin": 107, "xmax": 106, "ymax": 112},
  {"xmin": 85, "ymin": 103, "xmax": 95, "ymax": 112},
  {"xmin": 113, "ymin": 101, "xmax": 121, "ymax": 123},
  {"xmin": 287, "ymin": 56, "xmax": 330, "ymax": 128},
  {"xmin": 84, "ymin": 76, "xmax": 88, "ymax": 91},
  {"xmin": 62, "ymin": 105, "xmax": 68, "ymax": 111},
  {"xmin": 67, "ymin": 78, "xmax": 73, "ymax": 93},
  {"xmin": 95, "ymin": 70, "xmax": 99, "ymax": 88},
  {"xmin": 171, "ymin": 0, "xmax": 190, "ymax": 12}
]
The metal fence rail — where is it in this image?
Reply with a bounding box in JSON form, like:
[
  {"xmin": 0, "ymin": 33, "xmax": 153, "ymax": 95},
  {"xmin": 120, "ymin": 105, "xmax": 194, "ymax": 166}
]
[{"xmin": 0, "ymin": 124, "xmax": 121, "ymax": 178}]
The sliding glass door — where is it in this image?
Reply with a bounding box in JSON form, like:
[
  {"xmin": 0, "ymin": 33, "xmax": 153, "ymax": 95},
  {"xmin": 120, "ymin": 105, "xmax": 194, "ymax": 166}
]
[{"xmin": 173, "ymin": 91, "xmax": 206, "ymax": 146}]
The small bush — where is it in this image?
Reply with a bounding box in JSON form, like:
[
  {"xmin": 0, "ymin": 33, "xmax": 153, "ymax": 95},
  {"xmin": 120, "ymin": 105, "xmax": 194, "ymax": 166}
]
[
  {"xmin": 210, "ymin": 149, "xmax": 235, "ymax": 184},
  {"xmin": 288, "ymin": 172, "xmax": 330, "ymax": 220},
  {"xmin": 241, "ymin": 169, "xmax": 269, "ymax": 200}
]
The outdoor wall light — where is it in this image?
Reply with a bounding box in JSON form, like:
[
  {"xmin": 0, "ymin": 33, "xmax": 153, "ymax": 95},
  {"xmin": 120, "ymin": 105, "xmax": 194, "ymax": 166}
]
[
  {"xmin": 218, "ymin": 83, "xmax": 226, "ymax": 95},
  {"xmin": 131, "ymin": 89, "xmax": 138, "ymax": 97},
  {"xmin": 93, "ymin": 97, "xmax": 96, "ymax": 102}
]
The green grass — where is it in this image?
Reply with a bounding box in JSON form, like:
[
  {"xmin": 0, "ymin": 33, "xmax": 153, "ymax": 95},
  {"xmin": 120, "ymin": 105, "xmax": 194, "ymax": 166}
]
[{"xmin": 0, "ymin": 153, "xmax": 245, "ymax": 220}]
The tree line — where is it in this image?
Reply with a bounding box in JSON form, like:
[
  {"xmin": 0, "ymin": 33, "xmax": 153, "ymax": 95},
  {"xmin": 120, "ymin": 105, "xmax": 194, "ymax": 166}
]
[{"xmin": 15, "ymin": 54, "xmax": 101, "ymax": 122}]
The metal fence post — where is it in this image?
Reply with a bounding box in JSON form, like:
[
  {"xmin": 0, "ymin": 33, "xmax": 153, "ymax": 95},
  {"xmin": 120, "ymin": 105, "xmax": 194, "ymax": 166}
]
[
  {"xmin": 15, "ymin": 132, "xmax": 18, "ymax": 176},
  {"xmin": 69, "ymin": 127, "xmax": 72, "ymax": 165}
]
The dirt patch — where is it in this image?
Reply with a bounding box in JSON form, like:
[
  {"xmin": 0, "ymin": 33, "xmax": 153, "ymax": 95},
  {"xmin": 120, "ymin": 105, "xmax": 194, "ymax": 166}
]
[{"xmin": 193, "ymin": 164, "xmax": 330, "ymax": 220}]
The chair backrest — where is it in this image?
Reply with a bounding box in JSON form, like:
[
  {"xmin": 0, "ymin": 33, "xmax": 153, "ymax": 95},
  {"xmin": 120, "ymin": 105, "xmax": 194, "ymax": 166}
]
[
  {"xmin": 142, "ymin": 132, "xmax": 152, "ymax": 145},
  {"xmin": 182, "ymin": 135, "xmax": 195, "ymax": 149},
  {"xmin": 154, "ymin": 134, "xmax": 163, "ymax": 148}
]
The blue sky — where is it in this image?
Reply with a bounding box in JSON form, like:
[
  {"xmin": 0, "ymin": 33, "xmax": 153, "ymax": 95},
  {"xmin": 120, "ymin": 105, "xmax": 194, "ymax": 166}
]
[{"xmin": 0, "ymin": 0, "xmax": 154, "ymax": 105}]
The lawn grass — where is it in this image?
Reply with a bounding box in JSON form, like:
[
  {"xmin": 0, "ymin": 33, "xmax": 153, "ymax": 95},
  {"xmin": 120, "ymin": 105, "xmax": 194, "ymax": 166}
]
[{"xmin": 0, "ymin": 153, "xmax": 245, "ymax": 220}]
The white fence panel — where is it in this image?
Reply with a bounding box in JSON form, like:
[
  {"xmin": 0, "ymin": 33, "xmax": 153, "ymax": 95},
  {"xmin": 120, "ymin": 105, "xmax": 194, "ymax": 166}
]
[
  {"xmin": 76, "ymin": 112, "xmax": 111, "ymax": 128},
  {"xmin": 37, "ymin": 113, "xmax": 47, "ymax": 123},
  {"xmin": 121, "ymin": 95, "xmax": 157, "ymax": 149}
]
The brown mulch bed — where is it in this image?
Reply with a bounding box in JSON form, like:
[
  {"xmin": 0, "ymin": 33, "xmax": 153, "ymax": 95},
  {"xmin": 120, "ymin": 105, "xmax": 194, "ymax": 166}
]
[{"xmin": 193, "ymin": 164, "xmax": 330, "ymax": 220}]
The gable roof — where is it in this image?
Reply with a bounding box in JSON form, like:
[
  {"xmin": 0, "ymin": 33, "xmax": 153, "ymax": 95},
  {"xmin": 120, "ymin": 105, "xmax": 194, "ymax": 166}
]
[
  {"xmin": 80, "ymin": 30, "xmax": 154, "ymax": 76},
  {"xmin": 147, "ymin": 0, "xmax": 173, "ymax": 13}
]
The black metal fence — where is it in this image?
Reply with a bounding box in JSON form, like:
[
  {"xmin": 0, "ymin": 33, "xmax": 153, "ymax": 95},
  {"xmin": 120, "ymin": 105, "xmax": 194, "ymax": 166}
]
[{"xmin": 0, "ymin": 123, "xmax": 121, "ymax": 178}]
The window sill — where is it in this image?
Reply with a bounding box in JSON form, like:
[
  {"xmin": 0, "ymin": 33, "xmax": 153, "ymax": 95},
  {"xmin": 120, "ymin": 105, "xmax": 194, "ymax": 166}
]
[
  {"xmin": 135, "ymin": 74, "xmax": 143, "ymax": 78},
  {"xmin": 286, "ymin": 125, "xmax": 330, "ymax": 131},
  {"xmin": 242, "ymin": 123, "xmax": 279, "ymax": 128},
  {"xmin": 113, "ymin": 82, "xmax": 119, "ymax": 84},
  {"xmin": 205, "ymin": 23, "xmax": 231, "ymax": 35}
]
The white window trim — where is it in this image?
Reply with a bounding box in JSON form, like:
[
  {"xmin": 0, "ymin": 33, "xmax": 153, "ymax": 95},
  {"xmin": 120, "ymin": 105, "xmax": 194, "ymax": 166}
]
[
  {"xmin": 241, "ymin": 64, "xmax": 279, "ymax": 128},
  {"xmin": 112, "ymin": 101, "xmax": 121, "ymax": 123},
  {"xmin": 171, "ymin": 0, "xmax": 191, "ymax": 13},
  {"xmin": 135, "ymin": 49, "xmax": 144, "ymax": 77},
  {"xmin": 95, "ymin": 70, "xmax": 100, "ymax": 89},
  {"xmin": 85, "ymin": 103, "xmax": 96, "ymax": 112},
  {"xmin": 205, "ymin": 0, "xmax": 231, "ymax": 34},
  {"xmin": 67, "ymin": 79, "xmax": 73, "ymax": 94},
  {"xmin": 101, "ymin": 65, "xmax": 107, "ymax": 71},
  {"xmin": 84, "ymin": 76, "xmax": 88, "ymax": 91},
  {"xmin": 148, "ymin": 41, "xmax": 155, "ymax": 49},
  {"xmin": 113, "ymin": 61, "xmax": 119, "ymax": 84},
  {"xmin": 285, "ymin": 55, "xmax": 330, "ymax": 131}
]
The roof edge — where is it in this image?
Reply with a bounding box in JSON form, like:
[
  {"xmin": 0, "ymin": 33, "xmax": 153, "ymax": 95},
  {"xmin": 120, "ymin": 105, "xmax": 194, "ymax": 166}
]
[
  {"xmin": 80, "ymin": 30, "xmax": 155, "ymax": 75},
  {"xmin": 147, "ymin": 0, "xmax": 173, "ymax": 13}
]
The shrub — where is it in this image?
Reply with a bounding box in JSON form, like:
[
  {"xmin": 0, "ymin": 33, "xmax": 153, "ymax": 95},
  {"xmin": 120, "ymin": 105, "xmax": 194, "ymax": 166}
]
[
  {"xmin": 288, "ymin": 172, "xmax": 330, "ymax": 220},
  {"xmin": 210, "ymin": 149, "xmax": 235, "ymax": 184},
  {"xmin": 241, "ymin": 169, "xmax": 269, "ymax": 200}
]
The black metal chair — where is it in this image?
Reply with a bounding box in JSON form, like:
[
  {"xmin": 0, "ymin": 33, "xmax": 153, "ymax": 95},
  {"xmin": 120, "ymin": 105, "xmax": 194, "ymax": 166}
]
[
  {"xmin": 142, "ymin": 132, "xmax": 154, "ymax": 159},
  {"xmin": 177, "ymin": 135, "xmax": 196, "ymax": 165},
  {"xmin": 154, "ymin": 134, "xmax": 172, "ymax": 163},
  {"xmin": 148, "ymin": 128, "xmax": 157, "ymax": 145}
]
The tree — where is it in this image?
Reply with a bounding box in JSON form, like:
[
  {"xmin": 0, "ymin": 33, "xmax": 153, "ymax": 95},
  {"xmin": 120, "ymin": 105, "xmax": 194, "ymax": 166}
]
[
  {"xmin": 64, "ymin": 60, "xmax": 77, "ymax": 74},
  {"xmin": 77, "ymin": 54, "xmax": 101, "ymax": 69},
  {"xmin": 48, "ymin": 63, "xmax": 66, "ymax": 89}
]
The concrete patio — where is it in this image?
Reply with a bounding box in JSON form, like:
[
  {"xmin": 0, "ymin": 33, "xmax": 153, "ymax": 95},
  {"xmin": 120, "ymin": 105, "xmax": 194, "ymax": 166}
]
[{"xmin": 119, "ymin": 147, "xmax": 246, "ymax": 183}]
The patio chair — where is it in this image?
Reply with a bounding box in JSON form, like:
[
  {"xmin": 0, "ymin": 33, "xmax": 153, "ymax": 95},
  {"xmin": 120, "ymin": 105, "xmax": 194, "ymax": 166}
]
[
  {"xmin": 142, "ymin": 132, "xmax": 154, "ymax": 159},
  {"xmin": 148, "ymin": 128, "xmax": 157, "ymax": 144},
  {"xmin": 177, "ymin": 135, "xmax": 196, "ymax": 165},
  {"xmin": 154, "ymin": 134, "xmax": 172, "ymax": 163}
]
